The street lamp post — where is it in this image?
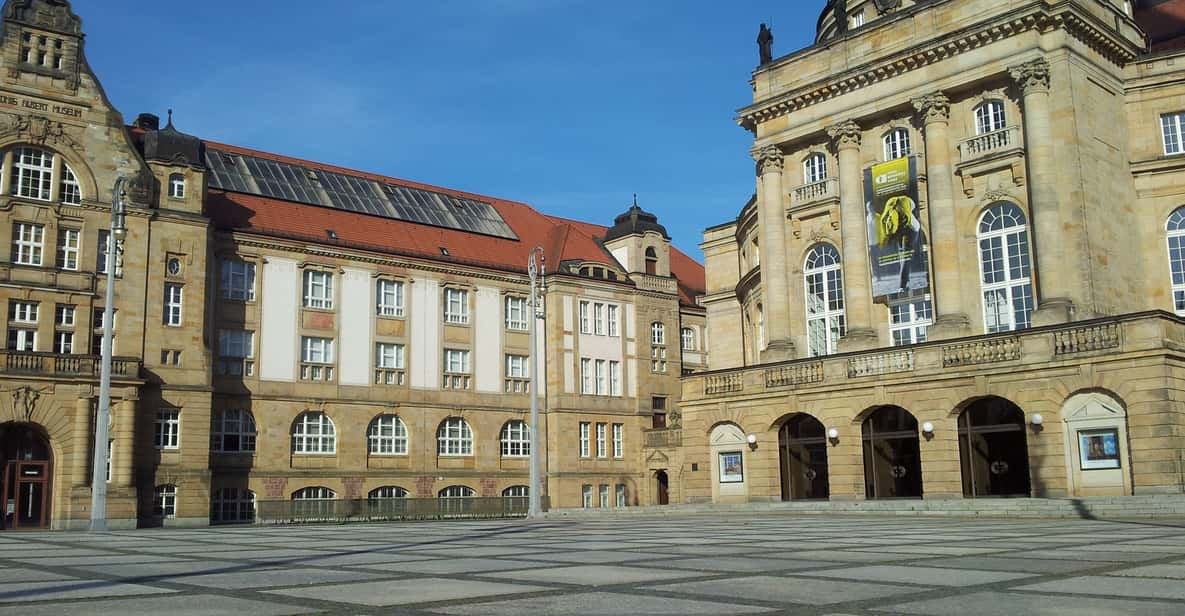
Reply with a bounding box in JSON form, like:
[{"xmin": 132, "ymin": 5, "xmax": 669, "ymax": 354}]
[
  {"xmin": 89, "ymin": 177, "xmax": 128, "ymax": 532},
  {"xmin": 527, "ymin": 246, "xmax": 546, "ymax": 518}
]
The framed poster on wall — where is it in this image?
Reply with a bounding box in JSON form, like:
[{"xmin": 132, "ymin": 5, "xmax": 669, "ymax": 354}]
[
  {"xmin": 1079, "ymin": 429, "xmax": 1121, "ymax": 470},
  {"xmin": 719, "ymin": 452, "xmax": 744, "ymax": 483}
]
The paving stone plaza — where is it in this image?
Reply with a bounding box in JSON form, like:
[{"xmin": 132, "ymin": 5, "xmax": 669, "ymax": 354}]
[{"xmin": 0, "ymin": 514, "xmax": 1183, "ymax": 615}]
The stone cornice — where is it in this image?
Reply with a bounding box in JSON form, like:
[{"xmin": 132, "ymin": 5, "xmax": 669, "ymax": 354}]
[{"xmin": 737, "ymin": 5, "xmax": 1141, "ymax": 131}]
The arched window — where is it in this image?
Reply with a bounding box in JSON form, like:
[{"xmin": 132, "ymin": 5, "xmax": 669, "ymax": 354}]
[
  {"xmin": 1167, "ymin": 208, "xmax": 1185, "ymax": 316},
  {"xmin": 502, "ymin": 485, "xmax": 529, "ymax": 497},
  {"xmin": 681, "ymin": 327, "xmax": 695, "ymax": 351},
  {"xmin": 368, "ymin": 415, "xmax": 408, "ymax": 456},
  {"xmin": 438, "ymin": 485, "xmax": 475, "ymax": 498},
  {"xmin": 500, "ymin": 420, "xmax": 530, "ymax": 457},
  {"xmin": 978, "ymin": 203, "xmax": 1034, "ymax": 333},
  {"xmin": 651, "ymin": 322, "xmax": 666, "ymax": 345},
  {"xmin": 292, "ymin": 486, "xmax": 335, "ymax": 500},
  {"xmin": 882, "ymin": 128, "xmax": 911, "ymax": 160},
  {"xmin": 291, "ymin": 411, "xmax": 335, "ymax": 454},
  {"xmin": 645, "ymin": 246, "xmax": 658, "ymax": 274},
  {"xmin": 8, "ymin": 147, "xmax": 82, "ymax": 203},
  {"xmin": 437, "ymin": 417, "xmax": 473, "ymax": 456},
  {"xmin": 368, "ymin": 486, "xmax": 408, "ymax": 499},
  {"xmin": 60, "ymin": 164, "xmax": 81, "ymax": 205},
  {"xmin": 154, "ymin": 484, "xmax": 177, "ymax": 519},
  {"xmin": 211, "ymin": 487, "xmax": 255, "ymax": 524},
  {"xmin": 211, "ymin": 409, "xmax": 256, "ymax": 453},
  {"xmin": 803, "ymin": 153, "xmax": 827, "ymax": 184},
  {"xmin": 756, "ymin": 304, "xmax": 765, "ymax": 351},
  {"xmin": 975, "ymin": 101, "xmax": 1006, "ymax": 135},
  {"xmin": 168, "ymin": 173, "xmax": 186, "ymax": 199},
  {"xmin": 804, "ymin": 245, "xmax": 846, "ymax": 357},
  {"xmin": 292, "ymin": 486, "xmax": 336, "ymax": 519}
]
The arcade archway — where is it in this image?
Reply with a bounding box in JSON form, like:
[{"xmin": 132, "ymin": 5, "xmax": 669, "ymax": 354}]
[
  {"xmin": 861, "ymin": 406, "xmax": 923, "ymax": 499},
  {"xmin": 778, "ymin": 414, "xmax": 829, "ymax": 500},
  {"xmin": 958, "ymin": 397, "xmax": 1031, "ymax": 497}
]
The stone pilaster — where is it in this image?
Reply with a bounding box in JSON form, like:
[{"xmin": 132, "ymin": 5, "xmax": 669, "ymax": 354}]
[
  {"xmin": 753, "ymin": 144, "xmax": 795, "ymax": 361},
  {"xmin": 1011, "ymin": 58, "xmax": 1073, "ymax": 325},
  {"xmin": 913, "ymin": 92, "xmax": 970, "ymax": 339},
  {"xmin": 828, "ymin": 121, "xmax": 877, "ymax": 351}
]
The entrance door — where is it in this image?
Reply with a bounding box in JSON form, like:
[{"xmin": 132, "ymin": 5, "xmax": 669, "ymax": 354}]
[
  {"xmin": 0, "ymin": 424, "xmax": 52, "ymax": 530},
  {"xmin": 655, "ymin": 470, "xmax": 669, "ymax": 505},
  {"xmin": 958, "ymin": 398, "xmax": 1031, "ymax": 497},
  {"xmin": 779, "ymin": 414, "xmax": 830, "ymax": 500},
  {"xmin": 862, "ymin": 406, "xmax": 923, "ymax": 499}
]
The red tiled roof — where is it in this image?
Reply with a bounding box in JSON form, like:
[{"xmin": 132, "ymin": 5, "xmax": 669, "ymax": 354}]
[{"xmin": 201, "ymin": 141, "xmax": 705, "ymax": 306}]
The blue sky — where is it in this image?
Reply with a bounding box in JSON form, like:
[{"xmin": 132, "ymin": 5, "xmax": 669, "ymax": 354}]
[{"xmin": 74, "ymin": 1, "xmax": 819, "ymax": 259}]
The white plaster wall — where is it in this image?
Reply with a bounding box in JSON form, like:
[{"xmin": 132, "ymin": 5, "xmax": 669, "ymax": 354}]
[
  {"xmin": 338, "ymin": 267, "xmax": 372, "ymax": 386},
  {"xmin": 410, "ymin": 276, "xmax": 440, "ymax": 389},
  {"xmin": 562, "ymin": 295, "xmax": 573, "ymax": 331},
  {"xmin": 610, "ymin": 245, "xmax": 629, "ymax": 271},
  {"xmin": 625, "ymin": 304, "xmax": 636, "ymax": 340},
  {"xmin": 563, "ymin": 350, "xmax": 574, "ymax": 393},
  {"xmin": 259, "ymin": 257, "xmax": 297, "ymax": 382},
  {"xmin": 475, "ymin": 286, "xmax": 501, "ymax": 393}
]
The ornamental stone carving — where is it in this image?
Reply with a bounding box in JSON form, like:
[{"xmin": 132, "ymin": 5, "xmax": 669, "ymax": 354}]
[
  {"xmin": 1009, "ymin": 59, "xmax": 1051, "ymax": 95},
  {"xmin": 0, "ymin": 113, "xmax": 83, "ymax": 153},
  {"xmin": 912, "ymin": 92, "xmax": 951, "ymax": 123},
  {"xmin": 827, "ymin": 120, "xmax": 862, "ymax": 150},
  {"xmin": 752, "ymin": 145, "xmax": 785, "ymax": 175}
]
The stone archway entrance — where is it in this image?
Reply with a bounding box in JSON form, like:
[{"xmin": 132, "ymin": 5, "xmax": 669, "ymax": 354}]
[
  {"xmin": 654, "ymin": 470, "xmax": 669, "ymax": 505},
  {"xmin": 0, "ymin": 423, "xmax": 53, "ymax": 530},
  {"xmin": 779, "ymin": 414, "xmax": 829, "ymax": 500},
  {"xmin": 862, "ymin": 406, "xmax": 923, "ymax": 499},
  {"xmin": 958, "ymin": 398, "xmax": 1031, "ymax": 498}
]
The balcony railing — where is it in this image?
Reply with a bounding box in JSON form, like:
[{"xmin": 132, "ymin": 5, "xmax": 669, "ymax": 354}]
[
  {"xmin": 256, "ymin": 496, "xmax": 548, "ymax": 525},
  {"xmin": 0, "ymin": 350, "xmax": 141, "ymax": 380},
  {"xmin": 644, "ymin": 428, "xmax": 682, "ymax": 449},
  {"xmin": 685, "ymin": 312, "xmax": 1180, "ymax": 400},
  {"xmin": 958, "ymin": 126, "xmax": 1022, "ymax": 163},
  {"xmin": 791, "ymin": 178, "xmax": 839, "ymax": 206},
  {"xmin": 633, "ymin": 274, "xmax": 678, "ymax": 294}
]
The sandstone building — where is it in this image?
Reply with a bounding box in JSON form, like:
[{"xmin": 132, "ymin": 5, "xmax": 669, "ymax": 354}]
[
  {"xmin": 683, "ymin": 0, "xmax": 1185, "ymax": 503},
  {"xmin": 0, "ymin": 0, "xmax": 705, "ymax": 529}
]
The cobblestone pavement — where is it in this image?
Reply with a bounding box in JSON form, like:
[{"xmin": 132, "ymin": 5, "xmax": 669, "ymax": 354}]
[{"xmin": 1, "ymin": 515, "xmax": 1184, "ymax": 615}]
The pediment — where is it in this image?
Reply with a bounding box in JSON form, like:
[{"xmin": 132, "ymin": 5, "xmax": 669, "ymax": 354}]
[
  {"xmin": 646, "ymin": 449, "xmax": 669, "ymax": 464},
  {"xmin": 1064, "ymin": 394, "xmax": 1124, "ymax": 421}
]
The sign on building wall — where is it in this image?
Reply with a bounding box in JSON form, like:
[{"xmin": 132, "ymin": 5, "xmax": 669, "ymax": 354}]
[{"xmin": 863, "ymin": 157, "xmax": 930, "ymax": 301}]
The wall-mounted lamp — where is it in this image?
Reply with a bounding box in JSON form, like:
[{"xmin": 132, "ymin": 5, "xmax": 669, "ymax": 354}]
[
  {"xmin": 827, "ymin": 427, "xmax": 840, "ymax": 445},
  {"xmin": 922, "ymin": 421, "xmax": 934, "ymax": 434},
  {"xmin": 746, "ymin": 434, "xmax": 757, "ymax": 445},
  {"xmin": 1030, "ymin": 413, "xmax": 1044, "ymax": 433}
]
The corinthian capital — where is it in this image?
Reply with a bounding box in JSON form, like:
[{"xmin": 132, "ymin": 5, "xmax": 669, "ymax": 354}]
[
  {"xmin": 1009, "ymin": 59, "xmax": 1051, "ymax": 95},
  {"xmin": 912, "ymin": 92, "xmax": 951, "ymax": 124},
  {"xmin": 827, "ymin": 120, "xmax": 862, "ymax": 150},
  {"xmin": 752, "ymin": 145, "xmax": 784, "ymax": 175}
]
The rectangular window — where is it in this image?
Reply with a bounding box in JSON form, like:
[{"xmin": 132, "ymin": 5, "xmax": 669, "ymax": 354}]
[
  {"xmin": 1163, "ymin": 112, "xmax": 1185, "ymax": 155},
  {"xmin": 301, "ymin": 336, "xmax": 334, "ymax": 364},
  {"xmin": 97, "ymin": 230, "xmax": 122, "ymax": 276},
  {"xmin": 220, "ymin": 260, "xmax": 256, "ymax": 301},
  {"xmin": 12, "ymin": 222, "xmax": 44, "ymax": 266},
  {"xmin": 609, "ymin": 361, "xmax": 621, "ymax": 397},
  {"xmin": 154, "ymin": 409, "xmax": 180, "ymax": 450},
  {"xmin": 582, "ymin": 484, "xmax": 592, "ymax": 508},
  {"xmin": 579, "ymin": 422, "xmax": 590, "ymax": 458},
  {"xmin": 377, "ymin": 279, "xmax": 405, "ymax": 317},
  {"xmin": 616, "ymin": 484, "xmax": 626, "ymax": 507},
  {"xmin": 506, "ymin": 354, "xmax": 528, "ymax": 378},
  {"xmin": 599, "ymin": 484, "xmax": 609, "ymax": 508},
  {"xmin": 303, "ymin": 270, "xmax": 334, "ymax": 309},
  {"xmin": 217, "ymin": 329, "xmax": 254, "ymax": 376},
  {"xmin": 606, "ymin": 304, "xmax": 619, "ymax": 337},
  {"xmin": 580, "ymin": 358, "xmax": 593, "ymax": 394},
  {"xmin": 91, "ymin": 307, "xmax": 115, "ymax": 356},
  {"xmin": 443, "ymin": 288, "xmax": 469, "ymax": 324},
  {"xmin": 9, "ymin": 300, "xmax": 38, "ymax": 323},
  {"xmin": 681, "ymin": 327, "xmax": 695, "ymax": 351},
  {"xmin": 850, "ymin": 9, "xmax": 865, "ymax": 28},
  {"xmin": 376, "ymin": 342, "xmax": 405, "ymax": 369},
  {"xmin": 7, "ymin": 328, "xmax": 35, "ymax": 351},
  {"xmin": 505, "ymin": 296, "xmax": 528, "ymax": 330},
  {"xmin": 596, "ymin": 423, "xmax": 607, "ymax": 458},
  {"xmin": 594, "ymin": 303, "xmax": 606, "ymax": 335},
  {"xmin": 613, "ymin": 423, "xmax": 624, "ymax": 459},
  {"xmin": 163, "ymin": 283, "xmax": 183, "ymax": 326},
  {"xmin": 55, "ymin": 304, "xmax": 74, "ymax": 327},
  {"xmin": 444, "ymin": 348, "xmax": 470, "ymax": 373},
  {"xmin": 579, "ymin": 301, "xmax": 591, "ymax": 334},
  {"xmin": 57, "ymin": 228, "xmax": 79, "ymax": 270},
  {"xmin": 54, "ymin": 331, "xmax": 73, "ymax": 354},
  {"xmin": 595, "ymin": 359, "xmax": 606, "ymax": 395},
  {"xmin": 889, "ymin": 298, "xmax": 933, "ymax": 346}
]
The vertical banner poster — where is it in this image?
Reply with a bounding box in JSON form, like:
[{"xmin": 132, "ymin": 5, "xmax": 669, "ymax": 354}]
[{"xmin": 863, "ymin": 157, "xmax": 931, "ymax": 301}]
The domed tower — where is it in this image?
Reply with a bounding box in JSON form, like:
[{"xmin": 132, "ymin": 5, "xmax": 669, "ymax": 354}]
[
  {"xmin": 138, "ymin": 110, "xmax": 206, "ymax": 215},
  {"xmin": 602, "ymin": 197, "xmax": 671, "ymax": 277}
]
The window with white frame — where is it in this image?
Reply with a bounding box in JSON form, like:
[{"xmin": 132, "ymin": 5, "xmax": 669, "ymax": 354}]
[
  {"xmin": 1163, "ymin": 112, "xmax": 1185, "ymax": 156},
  {"xmin": 168, "ymin": 174, "xmax": 186, "ymax": 199},
  {"xmin": 594, "ymin": 303, "xmax": 606, "ymax": 335},
  {"xmin": 439, "ymin": 485, "xmax": 475, "ymax": 498},
  {"xmin": 53, "ymin": 331, "xmax": 73, "ymax": 354},
  {"xmin": 301, "ymin": 337, "xmax": 334, "ymax": 381},
  {"xmin": 211, "ymin": 408, "xmax": 256, "ymax": 453},
  {"xmin": 9, "ymin": 300, "xmax": 37, "ymax": 323},
  {"xmin": 155, "ymin": 409, "xmax": 180, "ymax": 450},
  {"xmin": 616, "ymin": 483, "xmax": 627, "ymax": 507},
  {"xmin": 220, "ymin": 260, "xmax": 256, "ymax": 301},
  {"xmin": 651, "ymin": 322, "xmax": 665, "ymax": 345},
  {"xmin": 369, "ymin": 486, "xmax": 408, "ymax": 499},
  {"xmin": 506, "ymin": 354, "xmax": 528, "ymax": 379},
  {"xmin": 581, "ymin": 358, "xmax": 593, "ymax": 394},
  {"xmin": 978, "ymin": 203, "xmax": 1034, "ymax": 333},
  {"xmin": 975, "ymin": 101, "xmax": 1007, "ymax": 135},
  {"xmin": 883, "ymin": 128, "xmax": 911, "ymax": 160},
  {"xmin": 97, "ymin": 230, "xmax": 122, "ymax": 276},
  {"xmin": 10, "ymin": 147, "xmax": 53, "ymax": 201},
  {"xmin": 500, "ymin": 420, "xmax": 530, "ymax": 457},
  {"xmin": 212, "ymin": 487, "xmax": 255, "ymax": 524},
  {"xmin": 444, "ymin": 348, "xmax": 470, "ymax": 374},
  {"xmin": 805, "ymin": 244, "xmax": 846, "ymax": 357},
  {"xmin": 55, "ymin": 303, "xmax": 74, "ymax": 327},
  {"xmin": 377, "ymin": 279, "xmax": 404, "ymax": 317},
  {"xmin": 7, "ymin": 327, "xmax": 35, "ymax": 351},
  {"xmin": 1166, "ymin": 207, "xmax": 1185, "ymax": 315},
  {"xmin": 368, "ymin": 414, "xmax": 408, "ymax": 455},
  {"xmin": 613, "ymin": 423, "xmax": 624, "ymax": 458},
  {"xmin": 90, "ymin": 306, "xmax": 115, "ymax": 355},
  {"xmin": 582, "ymin": 484, "xmax": 592, "ymax": 508},
  {"xmin": 164, "ymin": 283, "xmax": 183, "ymax": 326},
  {"xmin": 579, "ymin": 422, "xmax": 590, "ymax": 457},
  {"xmin": 11, "ymin": 222, "xmax": 44, "ymax": 266},
  {"xmin": 596, "ymin": 423, "xmax": 607, "ymax": 458},
  {"xmin": 217, "ymin": 329, "xmax": 255, "ymax": 376},
  {"xmin": 503, "ymin": 485, "xmax": 529, "ymax": 497},
  {"xmin": 609, "ymin": 360, "xmax": 621, "ymax": 397},
  {"xmin": 292, "ymin": 411, "xmax": 336, "ymax": 454},
  {"xmin": 292, "ymin": 487, "xmax": 335, "ymax": 500},
  {"xmin": 803, "ymin": 153, "xmax": 827, "ymax": 184},
  {"xmin": 606, "ymin": 304, "xmax": 619, "ymax": 337},
  {"xmin": 505, "ymin": 296, "xmax": 528, "ymax": 330},
  {"xmin": 154, "ymin": 485, "xmax": 177, "ymax": 519},
  {"xmin": 595, "ymin": 359, "xmax": 607, "ymax": 395},
  {"xmin": 889, "ymin": 297, "xmax": 933, "ymax": 346},
  {"xmin": 303, "ymin": 270, "xmax": 334, "ymax": 309},
  {"xmin": 579, "ymin": 301, "xmax": 591, "ymax": 334},
  {"xmin": 59, "ymin": 164, "xmax": 81, "ymax": 205},
  {"xmin": 599, "ymin": 484, "xmax": 609, "ymax": 507},
  {"xmin": 681, "ymin": 327, "xmax": 695, "ymax": 351},
  {"xmin": 443, "ymin": 287, "xmax": 469, "ymax": 324},
  {"xmin": 850, "ymin": 9, "xmax": 865, "ymax": 28},
  {"xmin": 57, "ymin": 228, "xmax": 79, "ymax": 270},
  {"xmin": 437, "ymin": 417, "xmax": 473, "ymax": 456},
  {"xmin": 376, "ymin": 342, "xmax": 406, "ymax": 385}
]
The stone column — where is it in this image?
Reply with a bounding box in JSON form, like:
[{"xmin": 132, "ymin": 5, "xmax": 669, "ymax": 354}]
[
  {"xmin": 1011, "ymin": 59, "xmax": 1073, "ymax": 325},
  {"xmin": 913, "ymin": 92, "xmax": 970, "ymax": 339},
  {"xmin": 116, "ymin": 397, "xmax": 136, "ymax": 487},
  {"xmin": 753, "ymin": 145, "xmax": 795, "ymax": 361},
  {"xmin": 828, "ymin": 121, "xmax": 877, "ymax": 351},
  {"xmin": 72, "ymin": 396, "xmax": 93, "ymax": 487},
  {"xmin": 0, "ymin": 151, "xmax": 13, "ymax": 196}
]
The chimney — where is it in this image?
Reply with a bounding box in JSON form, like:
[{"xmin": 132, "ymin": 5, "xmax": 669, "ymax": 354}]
[{"xmin": 134, "ymin": 113, "xmax": 160, "ymax": 131}]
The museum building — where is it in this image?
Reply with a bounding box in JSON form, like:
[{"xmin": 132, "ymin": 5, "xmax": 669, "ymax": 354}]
[
  {"xmin": 0, "ymin": 0, "xmax": 706, "ymax": 529},
  {"xmin": 682, "ymin": 0, "xmax": 1185, "ymax": 503}
]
